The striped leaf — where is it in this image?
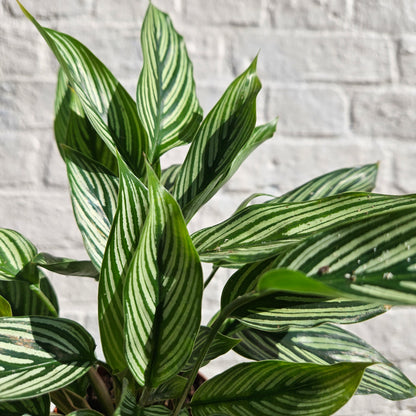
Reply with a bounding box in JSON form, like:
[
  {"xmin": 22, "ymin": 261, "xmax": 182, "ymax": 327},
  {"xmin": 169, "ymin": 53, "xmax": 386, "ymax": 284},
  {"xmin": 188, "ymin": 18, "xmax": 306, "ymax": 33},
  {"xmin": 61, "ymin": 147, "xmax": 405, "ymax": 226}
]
[
  {"xmin": 147, "ymin": 375, "xmax": 187, "ymax": 403},
  {"xmin": 272, "ymin": 163, "xmax": 379, "ymax": 203},
  {"xmin": 137, "ymin": 4, "xmax": 203, "ymax": 160},
  {"xmin": 65, "ymin": 148, "xmax": 119, "ymax": 270},
  {"xmin": 0, "ymin": 295, "xmax": 11, "ymax": 317},
  {"xmin": 124, "ymin": 165, "xmax": 203, "ymax": 387},
  {"xmin": 99, "ymin": 155, "xmax": 148, "ymax": 372},
  {"xmin": 34, "ymin": 252, "xmax": 98, "ymax": 279},
  {"xmin": 0, "ymin": 271, "xmax": 59, "ymax": 317},
  {"xmin": 0, "ymin": 229, "xmax": 38, "ymax": 283},
  {"xmin": 230, "ymin": 323, "xmax": 416, "ymax": 400},
  {"xmin": 191, "ymin": 361, "xmax": 370, "ymax": 416},
  {"xmin": 0, "ymin": 395, "xmax": 50, "ymax": 416},
  {"xmin": 67, "ymin": 411, "xmax": 104, "ymax": 416},
  {"xmin": 19, "ymin": 2, "xmax": 148, "ymax": 177},
  {"xmin": 54, "ymin": 67, "xmax": 118, "ymax": 175},
  {"xmin": 160, "ymin": 164, "xmax": 181, "ymax": 192},
  {"xmin": 143, "ymin": 405, "xmax": 188, "ymax": 415},
  {"xmin": 192, "ymin": 193, "xmax": 416, "ymax": 265},
  {"xmin": 274, "ymin": 208, "xmax": 416, "ymax": 305},
  {"xmin": 0, "ymin": 316, "xmax": 96, "ymax": 400},
  {"xmin": 173, "ymin": 58, "xmax": 261, "ymax": 221},
  {"xmin": 182, "ymin": 326, "xmax": 240, "ymax": 372}
]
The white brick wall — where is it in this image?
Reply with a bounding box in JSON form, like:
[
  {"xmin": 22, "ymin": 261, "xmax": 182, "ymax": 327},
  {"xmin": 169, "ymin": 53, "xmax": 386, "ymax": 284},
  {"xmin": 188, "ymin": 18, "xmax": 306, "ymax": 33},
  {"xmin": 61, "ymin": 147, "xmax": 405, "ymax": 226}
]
[{"xmin": 1, "ymin": 1, "xmax": 416, "ymax": 414}]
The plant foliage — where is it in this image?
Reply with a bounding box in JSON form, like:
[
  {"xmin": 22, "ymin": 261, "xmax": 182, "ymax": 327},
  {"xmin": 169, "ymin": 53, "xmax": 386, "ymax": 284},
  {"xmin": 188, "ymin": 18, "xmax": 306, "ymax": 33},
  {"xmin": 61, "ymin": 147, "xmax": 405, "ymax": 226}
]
[{"xmin": 1, "ymin": 1, "xmax": 416, "ymax": 415}]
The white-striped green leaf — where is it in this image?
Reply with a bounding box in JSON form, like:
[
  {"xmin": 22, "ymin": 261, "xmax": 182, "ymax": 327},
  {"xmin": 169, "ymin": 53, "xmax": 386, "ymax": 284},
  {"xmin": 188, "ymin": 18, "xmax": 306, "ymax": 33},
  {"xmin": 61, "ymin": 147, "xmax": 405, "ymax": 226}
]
[
  {"xmin": 160, "ymin": 164, "xmax": 181, "ymax": 192},
  {"xmin": 0, "ymin": 271, "xmax": 59, "ymax": 317},
  {"xmin": 54, "ymin": 67, "xmax": 118, "ymax": 175},
  {"xmin": 192, "ymin": 193, "xmax": 416, "ymax": 265},
  {"xmin": 124, "ymin": 165, "xmax": 203, "ymax": 387},
  {"xmin": 147, "ymin": 375, "xmax": 187, "ymax": 403},
  {"xmin": 142, "ymin": 405, "xmax": 187, "ymax": 415},
  {"xmin": 137, "ymin": 4, "xmax": 202, "ymax": 160},
  {"xmin": 33, "ymin": 252, "xmax": 98, "ymax": 279},
  {"xmin": 173, "ymin": 58, "xmax": 261, "ymax": 221},
  {"xmin": 182, "ymin": 326, "xmax": 240, "ymax": 372},
  {"xmin": 0, "ymin": 395, "xmax": 50, "ymax": 416},
  {"xmin": 65, "ymin": 148, "xmax": 119, "ymax": 270},
  {"xmin": 67, "ymin": 411, "xmax": 104, "ymax": 416},
  {"xmin": 230, "ymin": 323, "xmax": 416, "ymax": 401},
  {"xmin": 191, "ymin": 361, "xmax": 370, "ymax": 416},
  {"xmin": 0, "ymin": 295, "xmax": 11, "ymax": 317},
  {"xmin": 272, "ymin": 163, "xmax": 379, "ymax": 203},
  {"xmin": 19, "ymin": 2, "xmax": 148, "ymax": 178},
  {"xmin": 0, "ymin": 316, "xmax": 96, "ymax": 400},
  {"xmin": 0, "ymin": 229, "xmax": 38, "ymax": 283},
  {"xmin": 274, "ymin": 208, "xmax": 416, "ymax": 305},
  {"xmin": 99, "ymin": 155, "xmax": 148, "ymax": 372}
]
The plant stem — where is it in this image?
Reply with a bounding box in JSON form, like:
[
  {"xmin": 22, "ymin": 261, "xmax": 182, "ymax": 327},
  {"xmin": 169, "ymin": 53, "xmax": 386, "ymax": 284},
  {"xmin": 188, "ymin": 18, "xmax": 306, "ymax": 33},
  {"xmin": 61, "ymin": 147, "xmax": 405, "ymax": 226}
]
[
  {"xmin": 88, "ymin": 367, "xmax": 114, "ymax": 416},
  {"xmin": 203, "ymin": 266, "xmax": 219, "ymax": 289},
  {"xmin": 29, "ymin": 284, "xmax": 58, "ymax": 316},
  {"xmin": 172, "ymin": 292, "xmax": 257, "ymax": 416}
]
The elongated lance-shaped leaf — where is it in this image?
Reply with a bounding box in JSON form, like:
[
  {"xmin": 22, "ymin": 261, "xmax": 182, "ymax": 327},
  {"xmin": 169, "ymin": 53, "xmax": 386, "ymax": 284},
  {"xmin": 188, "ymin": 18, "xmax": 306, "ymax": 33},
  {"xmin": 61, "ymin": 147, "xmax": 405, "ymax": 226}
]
[
  {"xmin": 33, "ymin": 252, "xmax": 98, "ymax": 279},
  {"xmin": 181, "ymin": 325, "xmax": 240, "ymax": 372},
  {"xmin": 160, "ymin": 164, "xmax": 181, "ymax": 192},
  {"xmin": 142, "ymin": 406, "xmax": 188, "ymax": 415},
  {"xmin": 229, "ymin": 323, "xmax": 416, "ymax": 401},
  {"xmin": 19, "ymin": 2, "xmax": 148, "ymax": 178},
  {"xmin": 65, "ymin": 148, "xmax": 119, "ymax": 270},
  {"xmin": 99, "ymin": 155, "xmax": 148, "ymax": 372},
  {"xmin": 274, "ymin": 208, "xmax": 416, "ymax": 305},
  {"xmin": 0, "ymin": 271, "xmax": 59, "ymax": 316},
  {"xmin": 0, "ymin": 316, "xmax": 96, "ymax": 400},
  {"xmin": 0, "ymin": 395, "xmax": 50, "ymax": 416},
  {"xmin": 192, "ymin": 193, "xmax": 416, "ymax": 266},
  {"xmin": 173, "ymin": 58, "xmax": 261, "ymax": 221},
  {"xmin": 137, "ymin": 4, "xmax": 203, "ymax": 160},
  {"xmin": 191, "ymin": 361, "xmax": 370, "ymax": 416},
  {"xmin": 67, "ymin": 411, "xmax": 104, "ymax": 416},
  {"xmin": 146, "ymin": 375, "xmax": 187, "ymax": 403},
  {"xmin": 54, "ymin": 67, "xmax": 118, "ymax": 175},
  {"xmin": 0, "ymin": 295, "xmax": 11, "ymax": 317},
  {"xmin": 272, "ymin": 163, "xmax": 379, "ymax": 203},
  {"xmin": 124, "ymin": 164, "xmax": 203, "ymax": 387}
]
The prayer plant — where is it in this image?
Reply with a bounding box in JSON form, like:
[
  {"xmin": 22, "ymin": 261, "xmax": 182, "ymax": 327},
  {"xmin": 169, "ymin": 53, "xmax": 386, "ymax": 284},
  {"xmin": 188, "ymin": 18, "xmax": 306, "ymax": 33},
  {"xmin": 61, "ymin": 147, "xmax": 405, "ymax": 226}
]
[{"xmin": 1, "ymin": 2, "xmax": 416, "ymax": 415}]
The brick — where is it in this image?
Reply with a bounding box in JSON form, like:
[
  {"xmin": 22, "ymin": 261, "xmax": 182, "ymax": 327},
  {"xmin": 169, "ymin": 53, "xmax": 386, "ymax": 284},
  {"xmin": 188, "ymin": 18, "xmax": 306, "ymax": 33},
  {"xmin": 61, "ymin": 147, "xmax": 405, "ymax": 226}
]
[
  {"xmin": 43, "ymin": 137, "xmax": 69, "ymax": 188},
  {"xmin": 233, "ymin": 32, "xmax": 391, "ymax": 83},
  {"xmin": 4, "ymin": 0, "xmax": 94, "ymax": 19},
  {"xmin": 352, "ymin": 90, "xmax": 416, "ymax": 139},
  {"xmin": 392, "ymin": 144, "xmax": 416, "ymax": 193},
  {"xmin": 0, "ymin": 81, "xmax": 56, "ymax": 130},
  {"xmin": 0, "ymin": 192, "xmax": 84, "ymax": 251},
  {"xmin": 0, "ymin": 133, "xmax": 41, "ymax": 188},
  {"xmin": 354, "ymin": 0, "xmax": 416, "ymax": 33},
  {"xmin": 267, "ymin": 87, "xmax": 347, "ymax": 137},
  {"xmin": 185, "ymin": 0, "xmax": 264, "ymax": 26},
  {"xmin": 269, "ymin": 0, "xmax": 348, "ymax": 30},
  {"xmin": 399, "ymin": 36, "xmax": 416, "ymax": 84},
  {"xmin": 224, "ymin": 138, "xmax": 393, "ymax": 195}
]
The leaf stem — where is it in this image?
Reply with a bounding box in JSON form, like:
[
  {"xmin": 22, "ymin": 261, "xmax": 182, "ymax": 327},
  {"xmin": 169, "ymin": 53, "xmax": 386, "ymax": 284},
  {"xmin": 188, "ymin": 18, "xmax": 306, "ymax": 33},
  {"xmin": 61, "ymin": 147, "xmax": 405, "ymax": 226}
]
[
  {"xmin": 204, "ymin": 266, "xmax": 219, "ymax": 289},
  {"xmin": 29, "ymin": 284, "xmax": 58, "ymax": 317},
  {"xmin": 88, "ymin": 367, "xmax": 114, "ymax": 416},
  {"xmin": 172, "ymin": 292, "xmax": 257, "ymax": 416}
]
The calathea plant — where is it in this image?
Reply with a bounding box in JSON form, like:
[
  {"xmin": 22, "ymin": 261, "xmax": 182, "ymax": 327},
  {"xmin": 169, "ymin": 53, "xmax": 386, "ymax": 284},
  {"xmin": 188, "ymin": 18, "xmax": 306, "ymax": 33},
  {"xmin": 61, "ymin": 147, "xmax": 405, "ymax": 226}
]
[{"xmin": 1, "ymin": 1, "xmax": 416, "ymax": 415}]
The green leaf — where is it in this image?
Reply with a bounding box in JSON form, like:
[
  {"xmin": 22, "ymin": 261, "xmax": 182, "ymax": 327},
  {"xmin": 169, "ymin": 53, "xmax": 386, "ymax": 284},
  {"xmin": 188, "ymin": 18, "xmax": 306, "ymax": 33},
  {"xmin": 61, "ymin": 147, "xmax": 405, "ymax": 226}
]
[
  {"xmin": 99, "ymin": 155, "xmax": 148, "ymax": 372},
  {"xmin": 124, "ymin": 164, "xmax": 203, "ymax": 387},
  {"xmin": 173, "ymin": 58, "xmax": 261, "ymax": 221},
  {"xmin": 0, "ymin": 294, "xmax": 12, "ymax": 317},
  {"xmin": 192, "ymin": 193, "xmax": 416, "ymax": 266},
  {"xmin": 54, "ymin": 67, "xmax": 118, "ymax": 175},
  {"xmin": 142, "ymin": 405, "xmax": 187, "ymax": 415},
  {"xmin": 191, "ymin": 361, "xmax": 370, "ymax": 416},
  {"xmin": 273, "ymin": 163, "xmax": 379, "ymax": 203},
  {"xmin": 230, "ymin": 324, "xmax": 416, "ymax": 401},
  {"xmin": 275, "ymin": 208, "xmax": 416, "ymax": 305},
  {"xmin": 160, "ymin": 164, "xmax": 181, "ymax": 192},
  {"xmin": 67, "ymin": 411, "xmax": 104, "ymax": 416},
  {"xmin": 19, "ymin": 2, "xmax": 149, "ymax": 177},
  {"xmin": 64, "ymin": 148, "xmax": 119, "ymax": 270},
  {"xmin": 0, "ymin": 316, "xmax": 96, "ymax": 400},
  {"xmin": 0, "ymin": 229, "xmax": 38, "ymax": 283},
  {"xmin": 33, "ymin": 252, "xmax": 99, "ymax": 279},
  {"xmin": 147, "ymin": 375, "xmax": 187, "ymax": 403},
  {"xmin": 0, "ymin": 395, "xmax": 50, "ymax": 416},
  {"xmin": 182, "ymin": 326, "xmax": 240, "ymax": 372},
  {"xmin": 0, "ymin": 271, "xmax": 59, "ymax": 317},
  {"xmin": 137, "ymin": 4, "xmax": 203, "ymax": 160}
]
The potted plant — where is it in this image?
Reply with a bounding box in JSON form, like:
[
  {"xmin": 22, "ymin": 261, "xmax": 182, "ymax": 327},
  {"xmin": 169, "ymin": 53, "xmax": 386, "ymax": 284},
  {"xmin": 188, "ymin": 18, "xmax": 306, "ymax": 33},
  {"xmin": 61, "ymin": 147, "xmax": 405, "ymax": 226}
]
[{"xmin": 1, "ymin": 1, "xmax": 416, "ymax": 415}]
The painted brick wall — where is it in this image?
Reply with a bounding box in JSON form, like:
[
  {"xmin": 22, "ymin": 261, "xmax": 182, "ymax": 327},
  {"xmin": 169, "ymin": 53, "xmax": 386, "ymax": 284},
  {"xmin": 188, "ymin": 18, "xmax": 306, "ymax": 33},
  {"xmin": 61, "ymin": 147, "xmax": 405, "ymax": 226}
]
[{"xmin": 1, "ymin": 1, "xmax": 416, "ymax": 414}]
